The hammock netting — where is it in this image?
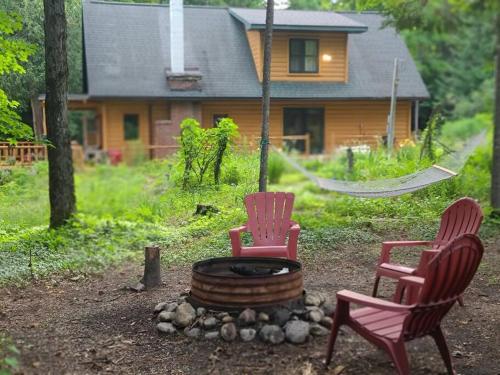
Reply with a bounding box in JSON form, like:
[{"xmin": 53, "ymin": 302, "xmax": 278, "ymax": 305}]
[{"xmin": 275, "ymin": 131, "xmax": 487, "ymax": 198}]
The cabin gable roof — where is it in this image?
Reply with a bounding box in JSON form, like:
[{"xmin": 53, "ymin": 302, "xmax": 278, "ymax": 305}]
[{"xmin": 82, "ymin": 0, "xmax": 429, "ymax": 100}]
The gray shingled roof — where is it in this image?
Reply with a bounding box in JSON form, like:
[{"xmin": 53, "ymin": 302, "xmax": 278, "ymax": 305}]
[
  {"xmin": 229, "ymin": 8, "xmax": 368, "ymax": 32},
  {"xmin": 82, "ymin": 0, "xmax": 429, "ymax": 100}
]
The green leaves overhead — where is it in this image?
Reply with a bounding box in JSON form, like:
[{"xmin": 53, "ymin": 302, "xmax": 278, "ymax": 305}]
[{"xmin": 0, "ymin": 10, "xmax": 34, "ymax": 143}]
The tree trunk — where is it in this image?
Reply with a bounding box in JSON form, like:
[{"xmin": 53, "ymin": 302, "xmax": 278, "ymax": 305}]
[
  {"xmin": 44, "ymin": 0, "xmax": 76, "ymax": 228},
  {"xmin": 492, "ymin": 13, "xmax": 500, "ymax": 213},
  {"xmin": 258, "ymin": 0, "xmax": 274, "ymax": 193}
]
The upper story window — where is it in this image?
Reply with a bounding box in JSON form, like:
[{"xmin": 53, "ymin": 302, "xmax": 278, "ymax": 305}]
[
  {"xmin": 289, "ymin": 39, "xmax": 319, "ymax": 74},
  {"xmin": 123, "ymin": 114, "xmax": 139, "ymax": 140}
]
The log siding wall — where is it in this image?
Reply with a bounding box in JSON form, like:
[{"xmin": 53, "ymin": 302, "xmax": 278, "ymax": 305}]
[{"xmin": 246, "ymin": 31, "xmax": 348, "ymax": 82}]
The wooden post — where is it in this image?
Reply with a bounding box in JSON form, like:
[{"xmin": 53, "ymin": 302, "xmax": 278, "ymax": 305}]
[
  {"xmin": 142, "ymin": 246, "xmax": 161, "ymax": 289},
  {"xmin": 414, "ymin": 100, "xmax": 419, "ymax": 139},
  {"xmin": 386, "ymin": 57, "xmax": 400, "ymax": 154},
  {"xmin": 347, "ymin": 147, "xmax": 354, "ymax": 174}
]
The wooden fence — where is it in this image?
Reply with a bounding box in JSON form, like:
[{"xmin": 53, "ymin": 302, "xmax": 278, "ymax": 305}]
[{"xmin": 0, "ymin": 142, "xmax": 47, "ymax": 166}]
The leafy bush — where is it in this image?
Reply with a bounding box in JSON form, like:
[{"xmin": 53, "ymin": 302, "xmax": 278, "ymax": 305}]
[
  {"xmin": 178, "ymin": 117, "xmax": 239, "ymax": 188},
  {"xmin": 268, "ymin": 152, "xmax": 286, "ymax": 184},
  {"xmin": 0, "ymin": 334, "xmax": 19, "ymax": 374}
]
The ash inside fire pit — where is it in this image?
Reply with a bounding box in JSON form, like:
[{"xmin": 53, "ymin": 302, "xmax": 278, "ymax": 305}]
[{"xmin": 188, "ymin": 257, "xmax": 303, "ymax": 310}]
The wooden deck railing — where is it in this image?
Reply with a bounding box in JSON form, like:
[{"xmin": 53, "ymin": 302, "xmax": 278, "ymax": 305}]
[
  {"xmin": 252, "ymin": 134, "xmax": 311, "ymax": 155},
  {"xmin": 0, "ymin": 142, "xmax": 47, "ymax": 166}
]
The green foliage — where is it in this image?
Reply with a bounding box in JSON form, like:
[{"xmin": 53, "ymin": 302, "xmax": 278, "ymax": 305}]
[
  {"xmin": 178, "ymin": 117, "xmax": 239, "ymax": 188},
  {"xmin": 0, "ymin": 334, "xmax": 19, "ymax": 375},
  {"xmin": 0, "ymin": 10, "xmax": 34, "ymax": 143},
  {"xmin": 268, "ymin": 152, "xmax": 286, "ymax": 184}
]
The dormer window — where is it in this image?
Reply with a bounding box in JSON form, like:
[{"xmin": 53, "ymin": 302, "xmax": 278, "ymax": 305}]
[{"xmin": 289, "ymin": 39, "xmax": 319, "ymax": 74}]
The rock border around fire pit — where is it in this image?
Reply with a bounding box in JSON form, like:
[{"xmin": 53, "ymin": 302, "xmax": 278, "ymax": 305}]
[{"xmin": 153, "ymin": 291, "xmax": 335, "ymax": 345}]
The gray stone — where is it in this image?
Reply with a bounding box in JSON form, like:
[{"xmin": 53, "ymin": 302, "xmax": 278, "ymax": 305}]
[
  {"xmin": 165, "ymin": 302, "xmax": 178, "ymax": 313},
  {"xmin": 158, "ymin": 311, "xmax": 176, "ymax": 322},
  {"xmin": 196, "ymin": 307, "xmax": 206, "ymax": 317},
  {"xmin": 204, "ymin": 331, "xmax": 219, "ymax": 340},
  {"xmin": 185, "ymin": 327, "xmax": 201, "ymax": 338},
  {"xmin": 174, "ymin": 303, "xmax": 196, "ymax": 328},
  {"xmin": 309, "ymin": 323, "xmax": 330, "ymax": 336},
  {"xmin": 258, "ymin": 312, "xmax": 270, "ymax": 322},
  {"xmin": 238, "ymin": 308, "xmax": 256, "ymax": 325},
  {"xmin": 157, "ymin": 322, "xmax": 176, "ymax": 334},
  {"xmin": 220, "ymin": 323, "xmax": 237, "ymax": 342},
  {"xmin": 285, "ymin": 320, "xmax": 309, "ymax": 344},
  {"xmin": 272, "ymin": 308, "xmax": 291, "ymax": 327},
  {"xmin": 154, "ymin": 302, "xmax": 168, "ymax": 313},
  {"xmin": 240, "ymin": 328, "xmax": 257, "ymax": 342},
  {"xmin": 177, "ymin": 295, "xmax": 188, "ymax": 304},
  {"xmin": 305, "ymin": 306, "xmax": 321, "ymax": 312},
  {"xmin": 321, "ymin": 302, "xmax": 335, "ymax": 316},
  {"xmin": 308, "ymin": 309, "xmax": 324, "ymax": 323},
  {"xmin": 259, "ymin": 325, "xmax": 285, "ymax": 344},
  {"xmin": 217, "ymin": 312, "xmax": 230, "ymax": 320},
  {"xmin": 305, "ymin": 293, "xmax": 322, "ymax": 306},
  {"xmin": 222, "ymin": 315, "xmax": 234, "ymax": 323},
  {"xmin": 203, "ymin": 316, "xmax": 218, "ymax": 329},
  {"xmin": 320, "ymin": 316, "xmax": 333, "ymax": 328}
]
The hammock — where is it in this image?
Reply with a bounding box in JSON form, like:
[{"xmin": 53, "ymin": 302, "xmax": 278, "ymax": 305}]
[{"xmin": 275, "ymin": 131, "xmax": 487, "ymax": 198}]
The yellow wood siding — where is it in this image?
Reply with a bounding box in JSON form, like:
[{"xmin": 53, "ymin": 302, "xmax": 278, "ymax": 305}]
[
  {"xmin": 202, "ymin": 100, "xmax": 412, "ymax": 153},
  {"xmin": 246, "ymin": 30, "xmax": 263, "ymax": 81},
  {"xmin": 103, "ymin": 102, "xmax": 150, "ymax": 151},
  {"xmin": 246, "ymin": 31, "xmax": 348, "ymax": 82}
]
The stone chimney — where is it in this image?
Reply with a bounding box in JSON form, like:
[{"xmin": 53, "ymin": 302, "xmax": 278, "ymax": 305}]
[{"xmin": 167, "ymin": 0, "xmax": 202, "ymax": 91}]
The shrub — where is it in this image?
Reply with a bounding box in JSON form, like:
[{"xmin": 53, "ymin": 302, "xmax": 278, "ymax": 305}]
[
  {"xmin": 268, "ymin": 152, "xmax": 286, "ymax": 184},
  {"xmin": 178, "ymin": 118, "xmax": 239, "ymax": 189}
]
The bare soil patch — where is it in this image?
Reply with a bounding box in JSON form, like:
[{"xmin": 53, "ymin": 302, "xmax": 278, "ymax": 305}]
[{"xmin": 1, "ymin": 239, "xmax": 499, "ymax": 375}]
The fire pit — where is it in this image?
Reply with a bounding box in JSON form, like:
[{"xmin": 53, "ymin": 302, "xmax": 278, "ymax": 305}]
[{"xmin": 188, "ymin": 257, "xmax": 303, "ymax": 310}]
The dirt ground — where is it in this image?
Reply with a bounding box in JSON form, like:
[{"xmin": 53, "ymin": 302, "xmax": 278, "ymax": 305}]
[{"xmin": 1, "ymin": 239, "xmax": 499, "ymax": 375}]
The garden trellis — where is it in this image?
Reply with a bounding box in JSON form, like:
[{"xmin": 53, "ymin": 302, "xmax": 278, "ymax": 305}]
[{"xmin": 275, "ymin": 131, "xmax": 487, "ymax": 198}]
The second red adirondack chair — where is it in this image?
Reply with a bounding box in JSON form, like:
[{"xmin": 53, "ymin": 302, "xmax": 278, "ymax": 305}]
[
  {"xmin": 372, "ymin": 197, "xmax": 483, "ymax": 303},
  {"xmin": 229, "ymin": 192, "xmax": 300, "ymax": 260},
  {"xmin": 325, "ymin": 234, "xmax": 484, "ymax": 375}
]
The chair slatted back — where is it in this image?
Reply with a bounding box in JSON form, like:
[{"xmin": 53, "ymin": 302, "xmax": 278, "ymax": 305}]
[
  {"xmin": 433, "ymin": 198, "xmax": 483, "ymax": 249},
  {"xmin": 404, "ymin": 234, "xmax": 484, "ymax": 339},
  {"xmin": 244, "ymin": 192, "xmax": 295, "ymax": 246}
]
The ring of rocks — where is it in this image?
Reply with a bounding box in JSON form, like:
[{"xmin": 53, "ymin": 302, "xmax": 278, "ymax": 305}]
[{"xmin": 153, "ymin": 291, "xmax": 335, "ymax": 344}]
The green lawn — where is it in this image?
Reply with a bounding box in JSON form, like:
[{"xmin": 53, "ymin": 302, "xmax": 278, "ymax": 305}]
[{"xmin": 0, "ymin": 113, "xmax": 496, "ymax": 285}]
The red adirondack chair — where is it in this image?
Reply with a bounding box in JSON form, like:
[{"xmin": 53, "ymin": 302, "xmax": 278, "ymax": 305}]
[
  {"xmin": 372, "ymin": 197, "xmax": 482, "ymax": 304},
  {"xmin": 229, "ymin": 192, "xmax": 300, "ymax": 260},
  {"xmin": 325, "ymin": 234, "xmax": 484, "ymax": 375}
]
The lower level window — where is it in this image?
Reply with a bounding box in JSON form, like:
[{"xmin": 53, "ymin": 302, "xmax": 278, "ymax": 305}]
[{"xmin": 124, "ymin": 114, "xmax": 139, "ymax": 140}]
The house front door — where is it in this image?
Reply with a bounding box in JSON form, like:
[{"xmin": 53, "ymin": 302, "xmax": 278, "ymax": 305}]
[{"xmin": 283, "ymin": 108, "xmax": 324, "ymax": 154}]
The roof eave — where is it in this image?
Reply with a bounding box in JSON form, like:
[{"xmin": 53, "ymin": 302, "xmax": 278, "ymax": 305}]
[{"xmin": 249, "ymin": 24, "xmax": 368, "ymax": 33}]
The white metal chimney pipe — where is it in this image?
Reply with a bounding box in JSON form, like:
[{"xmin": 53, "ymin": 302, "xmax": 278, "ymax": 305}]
[{"xmin": 170, "ymin": 0, "xmax": 184, "ymax": 74}]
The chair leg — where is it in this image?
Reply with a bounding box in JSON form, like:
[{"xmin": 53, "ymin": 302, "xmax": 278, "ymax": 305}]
[
  {"xmin": 372, "ymin": 275, "xmax": 381, "ymax": 297},
  {"xmin": 431, "ymin": 327, "xmax": 455, "ymax": 375},
  {"xmin": 325, "ymin": 319, "xmax": 342, "ymax": 366},
  {"xmin": 458, "ymin": 295, "xmax": 464, "ymax": 307},
  {"xmin": 385, "ymin": 341, "xmax": 410, "ymax": 375}
]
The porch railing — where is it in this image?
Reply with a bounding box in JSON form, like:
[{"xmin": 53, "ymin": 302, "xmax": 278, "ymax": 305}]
[
  {"xmin": 252, "ymin": 134, "xmax": 311, "ymax": 156},
  {"xmin": 0, "ymin": 142, "xmax": 47, "ymax": 166}
]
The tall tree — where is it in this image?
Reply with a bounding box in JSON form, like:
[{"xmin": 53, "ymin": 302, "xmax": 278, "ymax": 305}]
[
  {"xmin": 258, "ymin": 0, "xmax": 274, "ymax": 192},
  {"xmin": 44, "ymin": 0, "xmax": 76, "ymax": 227}
]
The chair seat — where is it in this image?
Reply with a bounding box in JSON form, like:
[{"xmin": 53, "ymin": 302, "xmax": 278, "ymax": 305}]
[
  {"xmin": 378, "ymin": 262, "xmax": 416, "ymax": 275},
  {"xmin": 350, "ymin": 307, "xmax": 409, "ymax": 341},
  {"xmin": 240, "ymin": 245, "xmax": 288, "ymax": 258}
]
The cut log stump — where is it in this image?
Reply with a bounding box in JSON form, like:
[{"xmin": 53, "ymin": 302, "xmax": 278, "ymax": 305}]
[{"xmin": 131, "ymin": 246, "xmax": 161, "ymax": 292}]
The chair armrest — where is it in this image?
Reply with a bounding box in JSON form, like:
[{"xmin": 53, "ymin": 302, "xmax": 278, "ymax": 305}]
[
  {"xmin": 394, "ymin": 276, "xmax": 425, "ymax": 303},
  {"xmin": 337, "ymin": 290, "xmax": 412, "ymax": 312},
  {"xmin": 380, "ymin": 240, "xmax": 434, "ymax": 264},
  {"xmin": 229, "ymin": 225, "xmax": 248, "ymax": 256},
  {"xmin": 287, "ymin": 221, "xmax": 300, "ymax": 260}
]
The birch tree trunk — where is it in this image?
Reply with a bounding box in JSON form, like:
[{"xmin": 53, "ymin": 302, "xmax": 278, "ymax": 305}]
[
  {"xmin": 44, "ymin": 0, "xmax": 76, "ymax": 227},
  {"xmin": 258, "ymin": 0, "xmax": 274, "ymax": 192}
]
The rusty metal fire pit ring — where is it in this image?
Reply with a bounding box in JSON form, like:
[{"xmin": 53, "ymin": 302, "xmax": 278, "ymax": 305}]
[{"xmin": 188, "ymin": 257, "xmax": 304, "ymax": 311}]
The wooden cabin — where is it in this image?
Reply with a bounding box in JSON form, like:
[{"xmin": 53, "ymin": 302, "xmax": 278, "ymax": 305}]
[{"xmin": 39, "ymin": 0, "xmax": 428, "ymax": 158}]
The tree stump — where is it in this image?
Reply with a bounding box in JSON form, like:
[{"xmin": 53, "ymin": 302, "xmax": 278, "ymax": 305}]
[{"xmin": 132, "ymin": 246, "xmax": 161, "ymax": 291}]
